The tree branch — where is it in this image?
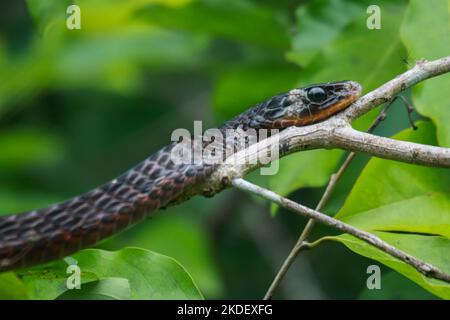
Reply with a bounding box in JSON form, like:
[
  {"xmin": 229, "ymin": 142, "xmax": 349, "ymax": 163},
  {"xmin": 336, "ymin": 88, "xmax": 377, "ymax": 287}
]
[
  {"xmin": 260, "ymin": 58, "xmax": 450, "ymax": 299},
  {"xmin": 342, "ymin": 56, "xmax": 450, "ymax": 120},
  {"xmin": 170, "ymin": 56, "xmax": 450, "ymax": 298},
  {"xmin": 264, "ymin": 99, "xmax": 403, "ymax": 300},
  {"xmin": 231, "ymin": 178, "xmax": 450, "ymax": 284},
  {"xmin": 192, "ymin": 56, "xmax": 450, "ymax": 200},
  {"xmin": 330, "ymin": 126, "xmax": 450, "ymax": 167}
]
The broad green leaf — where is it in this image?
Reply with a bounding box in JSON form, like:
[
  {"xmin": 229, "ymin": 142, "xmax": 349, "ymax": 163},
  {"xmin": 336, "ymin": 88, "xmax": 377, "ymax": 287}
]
[
  {"xmin": 326, "ymin": 122, "xmax": 450, "ymax": 298},
  {"xmin": 336, "ymin": 122, "xmax": 449, "ymax": 220},
  {"xmin": 56, "ymin": 277, "xmax": 131, "ymax": 300},
  {"xmin": 358, "ymin": 271, "xmax": 437, "ymax": 300},
  {"xmin": 338, "ymin": 193, "xmax": 450, "ymax": 237},
  {"xmin": 136, "ymin": 0, "xmax": 290, "ymax": 48},
  {"xmin": 18, "ymin": 261, "xmax": 99, "ymax": 300},
  {"xmin": 413, "ymin": 77, "xmax": 450, "ymax": 147},
  {"xmin": 401, "ymin": 0, "xmax": 450, "ymax": 61},
  {"xmin": 330, "ymin": 232, "xmax": 450, "ymax": 299},
  {"xmin": 99, "ymin": 215, "xmax": 223, "ymax": 298},
  {"xmin": 401, "ymin": 0, "xmax": 450, "ymax": 146},
  {"xmin": 0, "ymin": 273, "xmax": 29, "ymax": 299},
  {"xmin": 20, "ymin": 248, "xmax": 203, "ymax": 300}
]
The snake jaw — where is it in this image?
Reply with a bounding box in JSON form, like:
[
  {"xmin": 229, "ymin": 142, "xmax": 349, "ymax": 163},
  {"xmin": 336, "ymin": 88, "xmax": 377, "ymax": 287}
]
[{"xmin": 260, "ymin": 80, "xmax": 362, "ymax": 128}]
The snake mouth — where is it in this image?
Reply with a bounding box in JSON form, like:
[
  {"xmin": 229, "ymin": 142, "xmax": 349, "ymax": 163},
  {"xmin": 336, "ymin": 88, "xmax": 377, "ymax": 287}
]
[
  {"xmin": 346, "ymin": 81, "xmax": 362, "ymax": 96},
  {"xmin": 315, "ymin": 81, "xmax": 360, "ymax": 111},
  {"xmin": 337, "ymin": 80, "xmax": 362, "ymax": 108},
  {"xmin": 271, "ymin": 81, "xmax": 362, "ymax": 127}
]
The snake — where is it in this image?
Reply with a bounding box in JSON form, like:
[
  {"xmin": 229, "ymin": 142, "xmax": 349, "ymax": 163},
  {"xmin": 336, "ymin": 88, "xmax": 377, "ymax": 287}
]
[{"xmin": 0, "ymin": 80, "xmax": 361, "ymax": 272}]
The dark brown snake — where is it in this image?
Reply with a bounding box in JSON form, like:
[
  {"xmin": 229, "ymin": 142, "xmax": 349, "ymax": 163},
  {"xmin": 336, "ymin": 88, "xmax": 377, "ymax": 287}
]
[{"xmin": 0, "ymin": 81, "xmax": 361, "ymax": 272}]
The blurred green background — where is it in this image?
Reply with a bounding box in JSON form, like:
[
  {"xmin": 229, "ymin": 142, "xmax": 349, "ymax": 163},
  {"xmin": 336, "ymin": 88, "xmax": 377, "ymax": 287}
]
[{"xmin": 0, "ymin": 0, "xmax": 448, "ymax": 299}]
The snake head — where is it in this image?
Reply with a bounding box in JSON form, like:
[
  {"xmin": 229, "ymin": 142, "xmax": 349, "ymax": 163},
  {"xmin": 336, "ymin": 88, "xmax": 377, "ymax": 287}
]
[{"xmin": 254, "ymin": 81, "xmax": 362, "ymax": 128}]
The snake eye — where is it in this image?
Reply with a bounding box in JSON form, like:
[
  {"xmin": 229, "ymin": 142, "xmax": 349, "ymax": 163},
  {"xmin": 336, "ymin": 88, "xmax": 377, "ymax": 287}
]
[{"xmin": 307, "ymin": 87, "xmax": 327, "ymax": 103}]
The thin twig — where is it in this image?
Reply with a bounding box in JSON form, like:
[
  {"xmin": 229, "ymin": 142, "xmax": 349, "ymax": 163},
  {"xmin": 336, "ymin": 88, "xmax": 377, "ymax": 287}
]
[
  {"xmin": 263, "ymin": 154, "xmax": 355, "ymax": 300},
  {"xmin": 263, "ymin": 100, "xmax": 394, "ymax": 300},
  {"xmin": 232, "ymin": 178, "xmax": 450, "ymax": 284}
]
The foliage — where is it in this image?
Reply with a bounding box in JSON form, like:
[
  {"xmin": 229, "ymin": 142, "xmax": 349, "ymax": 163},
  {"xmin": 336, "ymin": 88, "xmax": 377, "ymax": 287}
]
[
  {"xmin": 330, "ymin": 122, "xmax": 450, "ymax": 299},
  {"xmin": 0, "ymin": 0, "xmax": 448, "ymax": 299},
  {"xmin": 19, "ymin": 248, "xmax": 202, "ymax": 300}
]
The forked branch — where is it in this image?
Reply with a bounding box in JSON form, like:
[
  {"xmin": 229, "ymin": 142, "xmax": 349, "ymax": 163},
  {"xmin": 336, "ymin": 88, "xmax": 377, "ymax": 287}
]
[{"xmin": 194, "ymin": 56, "xmax": 450, "ymax": 298}]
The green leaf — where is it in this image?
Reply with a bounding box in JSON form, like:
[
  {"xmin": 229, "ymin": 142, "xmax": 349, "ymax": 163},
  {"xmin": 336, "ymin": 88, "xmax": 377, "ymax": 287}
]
[
  {"xmin": 401, "ymin": 0, "xmax": 450, "ymax": 146},
  {"xmin": 20, "ymin": 248, "xmax": 203, "ymax": 300},
  {"xmin": 326, "ymin": 122, "xmax": 450, "ymax": 298},
  {"xmin": 136, "ymin": 0, "xmax": 290, "ymax": 48},
  {"xmin": 0, "ymin": 273, "xmax": 29, "ymax": 299},
  {"xmin": 99, "ymin": 215, "xmax": 223, "ymax": 298},
  {"xmin": 56, "ymin": 277, "xmax": 131, "ymax": 300},
  {"xmin": 335, "ymin": 122, "xmax": 449, "ymax": 221},
  {"xmin": 330, "ymin": 232, "xmax": 450, "ymax": 299},
  {"xmin": 338, "ymin": 193, "xmax": 450, "ymax": 237},
  {"xmin": 358, "ymin": 271, "xmax": 437, "ymax": 300},
  {"xmin": 400, "ymin": 0, "xmax": 450, "ymax": 61}
]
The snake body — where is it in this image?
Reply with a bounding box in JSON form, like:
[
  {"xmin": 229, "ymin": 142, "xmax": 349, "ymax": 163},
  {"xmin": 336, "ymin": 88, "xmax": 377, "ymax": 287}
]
[{"xmin": 0, "ymin": 81, "xmax": 361, "ymax": 272}]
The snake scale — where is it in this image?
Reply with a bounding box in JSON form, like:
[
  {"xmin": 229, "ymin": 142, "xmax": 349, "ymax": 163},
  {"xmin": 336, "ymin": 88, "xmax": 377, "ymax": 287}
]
[{"xmin": 0, "ymin": 81, "xmax": 361, "ymax": 272}]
